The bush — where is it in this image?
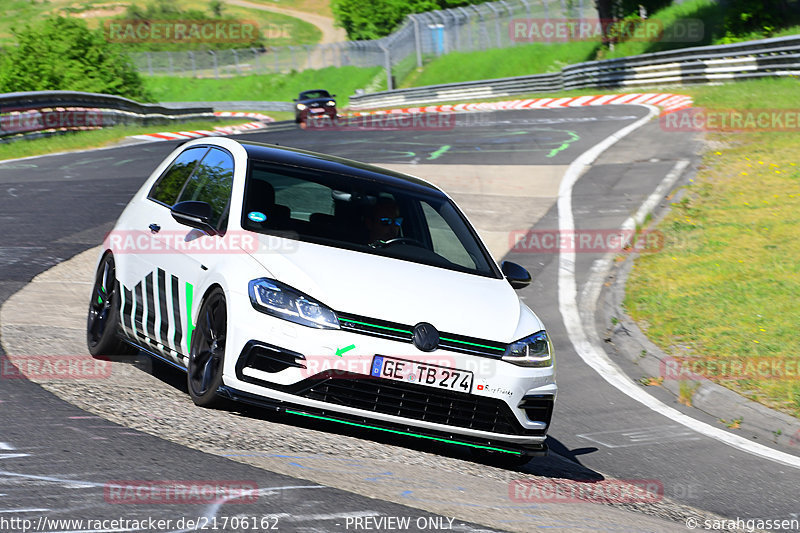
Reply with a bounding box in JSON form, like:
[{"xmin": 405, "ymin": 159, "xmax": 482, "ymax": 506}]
[
  {"xmin": 0, "ymin": 16, "xmax": 150, "ymax": 101},
  {"xmin": 721, "ymin": 0, "xmax": 799, "ymax": 38}
]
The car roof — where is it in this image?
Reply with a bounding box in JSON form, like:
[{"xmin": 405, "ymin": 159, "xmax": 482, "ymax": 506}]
[
  {"xmin": 240, "ymin": 141, "xmax": 443, "ymax": 195},
  {"xmin": 299, "ymin": 89, "xmax": 330, "ymax": 96}
]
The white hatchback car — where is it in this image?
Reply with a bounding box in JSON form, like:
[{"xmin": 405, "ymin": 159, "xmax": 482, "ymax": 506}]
[{"xmin": 87, "ymin": 137, "xmax": 556, "ymax": 461}]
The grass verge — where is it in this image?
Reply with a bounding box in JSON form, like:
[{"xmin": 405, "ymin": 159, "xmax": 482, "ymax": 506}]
[
  {"xmin": 0, "ymin": 119, "xmax": 252, "ymax": 162},
  {"xmin": 399, "ymin": 41, "xmax": 599, "ymax": 88},
  {"xmin": 145, "ymin": 66, "xmax": 384, "ymax": 106},
  {"xmin": 624, "ymin": 77, "xmax": 800, "ymax": 419},
  {"xmin": 0, "ymin": 0, "xmax": 321, "ymax": 47}
]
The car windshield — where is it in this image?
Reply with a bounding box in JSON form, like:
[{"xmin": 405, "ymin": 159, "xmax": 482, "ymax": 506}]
[
  {"xmin": 242, "ymin": 161, "xmax": 499, "ymax": 278},
  {"xmin": 299, "ymin": 90, "xmax": 330, "ymax": 100}
]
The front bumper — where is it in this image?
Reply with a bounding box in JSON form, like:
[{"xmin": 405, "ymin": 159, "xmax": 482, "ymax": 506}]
[{"xmin": 222, "ymin": 292, "xmax": 557, "ymax": 447}]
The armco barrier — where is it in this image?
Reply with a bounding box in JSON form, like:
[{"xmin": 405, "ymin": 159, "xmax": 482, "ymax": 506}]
[
  {"xmin": 349, "ymin": 35, "xmax": 800, "ymax": 110},
  {"xmin": 0, "ymin": 91, "xmax": 215, "ymax": 140}
]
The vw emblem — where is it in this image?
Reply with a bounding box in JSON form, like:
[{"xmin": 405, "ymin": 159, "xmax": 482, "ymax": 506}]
[{"xmin": 413, "ymin": 322, "xmax": 439, "ymax": 352}]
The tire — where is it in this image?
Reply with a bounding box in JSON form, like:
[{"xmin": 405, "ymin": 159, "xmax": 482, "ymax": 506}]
[
  {"xmin": 87, "ymin": 253, "xmax": 137, "ymax": 358},
  {"xmin": 187, "ymin": 287, "xmax": 228, "ymax": 408}
]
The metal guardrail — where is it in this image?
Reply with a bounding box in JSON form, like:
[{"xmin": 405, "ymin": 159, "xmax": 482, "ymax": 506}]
[
  {"xmin": 348, "ymin": 35, "xmax": 800, "ymax": 109},
  {"xmin": 159, "ymin": 101, "xmax": 294, "ymax": 112},
  {"xmin": 0, "ymin": 90, "xmax": 215, "ymax": 140}
]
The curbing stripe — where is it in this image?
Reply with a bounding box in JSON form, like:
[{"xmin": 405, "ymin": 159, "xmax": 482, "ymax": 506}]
[{"xmin": 348, "ymin": 92, "xmax": 693, "ymax": 117}]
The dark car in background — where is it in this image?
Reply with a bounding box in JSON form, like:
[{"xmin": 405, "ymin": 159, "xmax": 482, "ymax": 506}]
[{"xmin": 294, "ymin": 89, "xmax": 337, "ymax": 123}]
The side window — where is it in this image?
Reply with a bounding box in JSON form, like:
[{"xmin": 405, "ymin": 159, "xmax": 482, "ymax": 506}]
[
  {"xmin": 274, "ymin": 176, "xmax": 333, "ymax": 221},
  {"xmin": 148, "ymin": 147, "xmax": 208, "ymax": 206},
  {"xmin": 176, "ymin": 148, "xmax": 234, "ymax": 229},
  {"xmin": 421, "ymin": 202, "xmax": 476, "ymax": 269}
]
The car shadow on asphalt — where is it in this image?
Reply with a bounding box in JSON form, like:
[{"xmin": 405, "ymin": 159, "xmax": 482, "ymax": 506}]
[{"xmin": 122, "ymin": 353, "xmax": 604, "ymax": 479}]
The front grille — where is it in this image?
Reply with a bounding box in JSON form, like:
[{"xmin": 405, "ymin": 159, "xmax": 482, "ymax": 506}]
[
  {"xmin": 292, "ymin": 370, "xmax": 542, "ymax": 436},
  {"xmin": 336, "ymin": 312, "xmax": 507, "ymax": 359}
]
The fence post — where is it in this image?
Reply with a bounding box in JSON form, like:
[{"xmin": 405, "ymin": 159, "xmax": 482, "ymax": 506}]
[
  {"xmin": 447, "ymin": 9, "xmax": 460, "ymax": 52},
  {"xmin": 485, "ymin": 3, "xmax": 502, "ymax": 49},
  {"xmin": 188, "ymin": 51, "xmax": 197, "ymax": 77},
  {"xmin": 412, "ymin": 15, "xmax": 423, "ymax": 68},
  {"xmin": 472, "ymin": 5, "xmax": 489, "ymax": 50},
  {"xmin": 146, "ymin": 52, "xmax": 153, "ymax": 76},
  {"xmin": 378, "ymin": 41, "xmax": 393, "ymax": 90},
  {"xmin": 251, "ymin": 47, "xmax": 259, "ymax": 74},
  {"xmin": 458, "ymin": 7, "xmax": 473, "ymax": 51},
  {"xmin": 233, "ymin": 49, "xmax": 240, "ymax": 75},
  {"xmin": 168, "ymin": 52, "xmax": 174, "ymax": 76},
  {"xmin": 209, "ymin": 50, "xmax": 219, "ymax": 79},
  {"xmin": 519, "ymin": 0, "xmax": 531, "ymax": 19}
]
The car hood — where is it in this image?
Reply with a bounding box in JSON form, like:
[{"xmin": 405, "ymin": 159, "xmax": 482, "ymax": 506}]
[{"xmin": 246, "ymin": 238, "xmax": 525, "ymax": 342}]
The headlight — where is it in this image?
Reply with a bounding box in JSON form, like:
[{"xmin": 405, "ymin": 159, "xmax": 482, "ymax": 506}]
[
  {"xmin": 248, "ymin": 278, "xmax": 340, "ymax": 329},
  {"xmin": 296, "ymin": 103, "xmax": 307, "ymax": 110},
  {"xmin": 325, "ymin": 100, "xmax": 336, "ymax": 106},
  {"xmin": 502, "ymin": 331, "xmax": 553, "ymax": 367}
]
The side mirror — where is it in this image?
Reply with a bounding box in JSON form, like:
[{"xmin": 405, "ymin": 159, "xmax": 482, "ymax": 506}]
[
  {"xmin": 171, "ymin": 201, "xmax": 217, "ymax": 236},
  {"xmin": 501, "ymin": 261, "xmax": 531, "ymax": 290},
  {"xmin": 331, "ymin": 94, "xmax": 337, "ymax": 98}
]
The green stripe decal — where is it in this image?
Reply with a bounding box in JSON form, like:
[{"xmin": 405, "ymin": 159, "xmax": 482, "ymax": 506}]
[
  {"xmin": 338, "ymin": 318, "xmax": 412, "ymax": 335},
  {"xmin": 185, "ymin": 282, "xmax": 195, "ymax": 352},
  {"xmin": 285, "ymin": 410, "xmax": 519, "ymax": 454},
  {"xmin": 440, "ymin": 337, "xmax": 505, "ymax": 351}
]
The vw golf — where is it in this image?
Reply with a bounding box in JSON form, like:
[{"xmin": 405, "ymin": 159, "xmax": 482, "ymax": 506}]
[{"xmin": 87, "ymin": 137, "xmax": 556, "ymax": 462}]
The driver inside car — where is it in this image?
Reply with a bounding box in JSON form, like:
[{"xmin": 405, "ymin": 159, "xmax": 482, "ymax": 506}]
[{"xmin": 365, "ymin": 197, "xmax": 403, "ymax": 244}]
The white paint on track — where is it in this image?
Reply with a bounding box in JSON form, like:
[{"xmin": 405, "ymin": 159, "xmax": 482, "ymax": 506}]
[{"xmin": 557, "ymin": 105, "xmax": 800, "ymax": 470}]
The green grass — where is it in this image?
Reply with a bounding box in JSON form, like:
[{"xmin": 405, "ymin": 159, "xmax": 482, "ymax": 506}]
[
  {"xmin": 624, "ymin": 77, "xmax": 800, "ymax": 418},
  {"xmin": 0, "ymin": 118, "xmax": 252, "ymax": 162},
  {"xmin": 601, "ymin": 0, "xmax": 727, "ymax": 59},
  {"xmin": 144, "ymin": 66, "xmax": 385, "ymax": 106},
  {"xmin": 0, "ymin": 0, "xmax": 321, "ymax": 47},
  {"xmin": 400, "ymin": 41, "xmax": 599, "ymax": 88},
  {"xmin": 397, "ymin": 0, "xmax": 800, "ymax": 88}
]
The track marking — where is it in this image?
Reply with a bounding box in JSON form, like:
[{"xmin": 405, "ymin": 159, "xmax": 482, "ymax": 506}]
[{"xmin": 557, "ymin": 105, "xmax": 800, "ymax": 470}]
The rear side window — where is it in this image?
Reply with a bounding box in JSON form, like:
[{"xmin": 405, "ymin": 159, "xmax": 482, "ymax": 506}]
[
  {"xmin": 148, "ymin": 147, "xmax": 208, "ymax": 206},
  {"xmin": 176, "ymin": 147, "xmax": 234, "ymax": 229}
]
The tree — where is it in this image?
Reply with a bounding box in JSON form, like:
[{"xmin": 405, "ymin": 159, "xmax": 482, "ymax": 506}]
[
  {"xmin": 0, "ymin": 17, "xmax": 150, "ymax": 101},
  {"xmin": 332, "ymin": 0, "xmax": 472, "ymax": 41}
]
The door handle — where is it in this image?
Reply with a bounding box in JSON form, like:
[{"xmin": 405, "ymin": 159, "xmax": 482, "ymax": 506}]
[{"xmin": 149, "ymin": 223, "xmax": 161, "ymax": 234}]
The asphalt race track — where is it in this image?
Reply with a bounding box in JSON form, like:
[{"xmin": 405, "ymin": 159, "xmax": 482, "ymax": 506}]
[{"xmin": 1, "ymin": 107, "xmax": 799, "ymax": 532}]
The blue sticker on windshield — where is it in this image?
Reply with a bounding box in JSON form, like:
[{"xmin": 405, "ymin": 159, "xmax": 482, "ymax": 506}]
[{"xmin": 247, "ymin": 211, "xmax": 267, "ymax": 223}]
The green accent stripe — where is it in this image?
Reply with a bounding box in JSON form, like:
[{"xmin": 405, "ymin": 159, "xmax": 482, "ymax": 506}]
[
  {"xmin": 285, "ymin": 410, "xmax": 519, "ymax": 455},
  {"xmin": 185, "ymin": 282, "xmax": 195, "ymax": 352},
  {"xmin": 440, "ymin": 337, "xmax": 505, "ymax": 351},
  {"xmin": 338, "ymin": 318, "xmax": 412, "ymax": 335}
]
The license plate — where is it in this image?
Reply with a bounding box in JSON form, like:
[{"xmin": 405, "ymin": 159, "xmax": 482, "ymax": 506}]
[
  {"xmin": 309, "ymin": 108, "xmax": 324, "ymax": 113},
  {"xmin": 371, "ymin": 355, "xmax": 473, "ymax": 393}
]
